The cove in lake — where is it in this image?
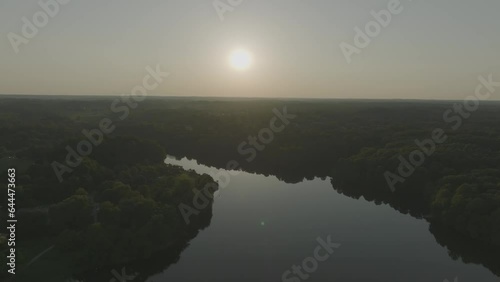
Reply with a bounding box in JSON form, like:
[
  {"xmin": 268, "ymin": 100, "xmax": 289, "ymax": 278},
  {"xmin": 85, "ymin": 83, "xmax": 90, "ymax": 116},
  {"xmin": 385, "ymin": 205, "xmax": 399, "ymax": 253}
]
[{"xmin": 127, "ymin": 155, "xmax": 500, "ymax": 282}]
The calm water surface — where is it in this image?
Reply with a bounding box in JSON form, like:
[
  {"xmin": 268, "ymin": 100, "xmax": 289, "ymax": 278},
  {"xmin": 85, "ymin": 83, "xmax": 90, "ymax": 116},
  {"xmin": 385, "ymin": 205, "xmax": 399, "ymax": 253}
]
[{"xmin": 144, "ymin": 156, "xmax": 499, "ymax": 282}]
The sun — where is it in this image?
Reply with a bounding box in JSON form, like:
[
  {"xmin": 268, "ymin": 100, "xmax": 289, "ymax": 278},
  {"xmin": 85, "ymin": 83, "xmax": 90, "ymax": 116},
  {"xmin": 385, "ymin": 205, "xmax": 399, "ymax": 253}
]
[{"xmin": 229, "ymin": 49, "xmax": 252, "ymax": 71}]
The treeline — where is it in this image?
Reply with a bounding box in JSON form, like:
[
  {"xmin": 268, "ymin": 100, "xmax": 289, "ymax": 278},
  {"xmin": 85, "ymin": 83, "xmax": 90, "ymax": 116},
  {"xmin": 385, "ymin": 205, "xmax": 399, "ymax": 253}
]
[{"xmin": 0, "ymin": 98, "xmax": 218, "ymax": 281}]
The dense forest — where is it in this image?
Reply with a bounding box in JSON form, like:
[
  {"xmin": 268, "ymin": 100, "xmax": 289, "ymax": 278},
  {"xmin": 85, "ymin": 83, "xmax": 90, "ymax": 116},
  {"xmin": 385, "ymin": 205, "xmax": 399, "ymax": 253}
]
[
  {"xmin": 1, "ymin": 97, "xmax": 499, "ymax": 280},
  {"xmin": 0, "ymin": 98, "xmax": 218, "ymax": 281}
]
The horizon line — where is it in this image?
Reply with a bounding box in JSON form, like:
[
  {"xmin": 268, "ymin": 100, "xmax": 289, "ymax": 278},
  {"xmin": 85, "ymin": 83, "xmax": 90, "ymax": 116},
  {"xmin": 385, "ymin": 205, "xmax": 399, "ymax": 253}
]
[{"xmin": 1, "ymin": 93, "xmax": 500, "ymax": 103}]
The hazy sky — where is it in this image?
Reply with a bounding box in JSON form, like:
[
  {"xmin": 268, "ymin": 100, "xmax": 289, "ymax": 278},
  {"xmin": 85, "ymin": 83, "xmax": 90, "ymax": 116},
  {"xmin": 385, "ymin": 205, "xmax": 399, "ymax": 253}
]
[{"xmin": 1, "ymin": 0, "xmax": 499, "ymax": 99}]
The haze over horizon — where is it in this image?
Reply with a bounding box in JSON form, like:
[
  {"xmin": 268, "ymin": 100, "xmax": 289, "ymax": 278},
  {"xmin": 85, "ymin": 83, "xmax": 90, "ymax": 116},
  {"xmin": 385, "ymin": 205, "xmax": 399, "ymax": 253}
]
[{"xmin": 1, "ymin": 0, "xmax": 500, "ymax": 99}]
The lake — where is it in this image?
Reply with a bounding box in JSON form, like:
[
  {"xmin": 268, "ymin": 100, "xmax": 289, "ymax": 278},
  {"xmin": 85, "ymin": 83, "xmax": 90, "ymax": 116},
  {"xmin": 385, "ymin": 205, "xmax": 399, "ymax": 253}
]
[{"xmin": 145, "ymin": 156, "xmax": 499, "ymax": 282}]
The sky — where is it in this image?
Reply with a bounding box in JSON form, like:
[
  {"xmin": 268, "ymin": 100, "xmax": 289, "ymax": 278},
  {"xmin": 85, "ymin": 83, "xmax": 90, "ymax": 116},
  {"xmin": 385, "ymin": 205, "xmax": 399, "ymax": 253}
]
[{"xmin": 1, "ymin": 0, "xmax": 499, "ymax": 99}]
